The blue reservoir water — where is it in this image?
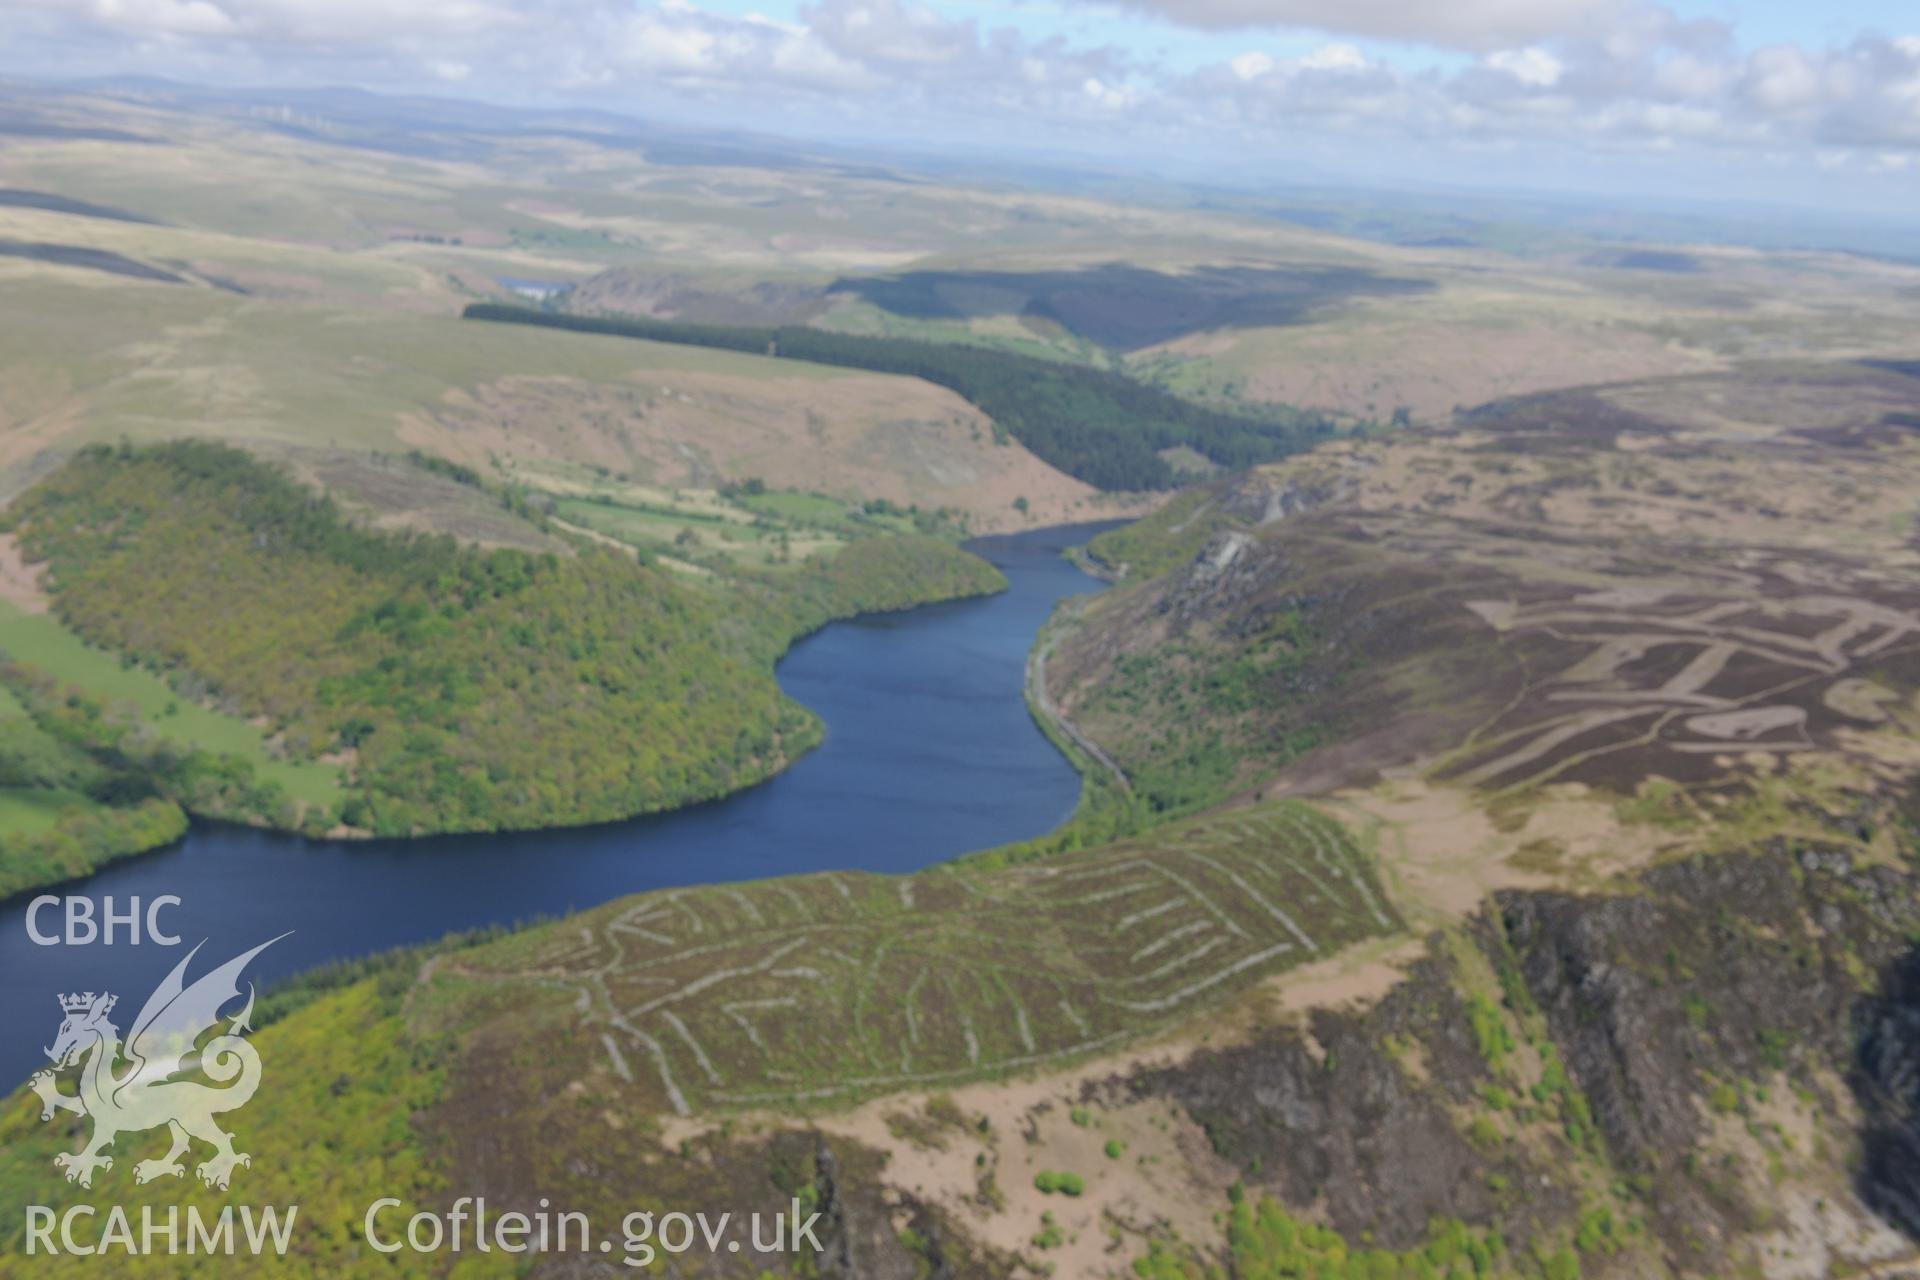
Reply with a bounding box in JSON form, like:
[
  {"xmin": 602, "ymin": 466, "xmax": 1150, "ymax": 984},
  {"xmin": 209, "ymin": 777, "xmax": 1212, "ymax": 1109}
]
[{"xmin": 0, "ymin": 523, "xmax": 1115, "ymax": 1086}]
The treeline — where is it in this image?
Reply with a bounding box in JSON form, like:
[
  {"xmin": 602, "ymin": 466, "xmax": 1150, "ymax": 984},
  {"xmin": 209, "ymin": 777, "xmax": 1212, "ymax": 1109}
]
[
  {"xmin": 464, "ymin": 303, "xmax": 1342, "ymax": 491},
  {"xmin": 0, "ymin": 795, "xmax": 187, "ymax": 902}
]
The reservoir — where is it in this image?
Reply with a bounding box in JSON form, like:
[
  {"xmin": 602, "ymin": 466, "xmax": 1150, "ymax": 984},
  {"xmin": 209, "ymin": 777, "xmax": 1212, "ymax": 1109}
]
[{"xmin": 0, "ymin": 523, "xmax": 1114, "ymax": 1087}]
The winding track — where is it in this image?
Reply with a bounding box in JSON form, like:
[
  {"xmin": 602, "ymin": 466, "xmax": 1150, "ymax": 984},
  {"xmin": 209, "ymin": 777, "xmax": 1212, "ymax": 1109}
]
[{"xmin": 1028, "ymin": 617, "xmax": 1131, "ymax": 794}]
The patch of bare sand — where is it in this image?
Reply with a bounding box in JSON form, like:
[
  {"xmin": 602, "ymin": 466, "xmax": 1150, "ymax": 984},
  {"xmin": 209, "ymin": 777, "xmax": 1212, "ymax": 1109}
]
[
  {"xmin": 0, "ymin": 533, "xmax": 48, "ymax": 613},
  {"xmin": 808, "ymin": 1041, "xmax": 1240, "ymax": 1279},
  {"xmin": 1259, "ymin": 934, "xmax": 1426, "ymax": 1018},
  {"xmin": 1318, "ymin": 780, "xmax": 1675, "ymax": 923}
]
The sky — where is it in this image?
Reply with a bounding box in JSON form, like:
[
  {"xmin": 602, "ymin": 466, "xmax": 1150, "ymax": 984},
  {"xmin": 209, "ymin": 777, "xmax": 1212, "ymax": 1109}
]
[{"xmin": 5, "ymin": 0, "xmax": 1919, "ymax": 212}]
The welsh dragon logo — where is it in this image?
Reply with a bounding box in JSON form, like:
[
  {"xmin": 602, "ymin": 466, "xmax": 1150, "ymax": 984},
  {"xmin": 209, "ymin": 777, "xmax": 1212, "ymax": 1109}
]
[{"xmin": 28, "ymin": 935, "xmax": 286, "ymax": 1190}]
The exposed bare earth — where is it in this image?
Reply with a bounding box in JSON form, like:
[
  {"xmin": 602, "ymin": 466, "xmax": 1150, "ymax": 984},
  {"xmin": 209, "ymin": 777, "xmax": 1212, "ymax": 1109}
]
[{"xmin": 0, "ymin": 533, "xmax": 47, "ymax": 613}]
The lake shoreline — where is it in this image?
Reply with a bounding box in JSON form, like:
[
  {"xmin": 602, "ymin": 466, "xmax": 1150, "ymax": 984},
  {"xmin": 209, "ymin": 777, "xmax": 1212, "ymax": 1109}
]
[{"xmin": 1, "ymin": 520, "xmax": 1121, "ymax": 1087}]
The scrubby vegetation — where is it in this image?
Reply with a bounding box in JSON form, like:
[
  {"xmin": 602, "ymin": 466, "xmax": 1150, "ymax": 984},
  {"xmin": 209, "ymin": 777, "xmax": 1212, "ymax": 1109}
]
[
  {"xmin": 1134, "ymin": 1193, "xmax": 1523, "ymax": 1280},
  {"xmin": 764, "ymin": 533, "xmax": 1005, "ymax": 640},
  {"xmin": 465, "ymin": 304, "xmax": 1344, "ymax": 491},
  {"xmin": 0, "ymin": 788, "xmax": 186, "ymax": 901},
  {"xmin": 0, "ymin": 442, "xmax": 1002, "ymax": 842},
  {"xmin": 0, "ymin": 972, "xmax": 451, "ymax": 1277},
  {"xmin": 1085, "ymin": 487, "xmax": 1242, "ymax": 579},
  {"xmin": 1082, "ymin": 614, "xmax": 1329, "ymax": 817}
]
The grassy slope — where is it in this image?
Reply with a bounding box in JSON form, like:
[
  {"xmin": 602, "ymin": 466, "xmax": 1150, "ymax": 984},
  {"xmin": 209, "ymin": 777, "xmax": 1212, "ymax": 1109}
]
[
  {"xmin": 0, "ymin": 269, "xmax": 832, "ymax": 457},
  {"xmin": 417, "ymin": 800, "xmax": 1397, "ymax": 1111},
  {"xmin": 0, "ymin": 263, "xmax": 1114, "ymax": 533}
]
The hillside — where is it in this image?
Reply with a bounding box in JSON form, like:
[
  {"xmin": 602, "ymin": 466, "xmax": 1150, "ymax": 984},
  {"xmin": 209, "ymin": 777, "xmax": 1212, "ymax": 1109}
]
[
  {"xmin": 8, "ymin": 747, "xmax": 1918, "ymax": 1278},
  {"xmin": 466, "ymin": 304, "xmax": 1349, "ymax": 491},
  {"xmin": 0, "ymin": 266, "xmax": 1129, "ymax": 533},
  {"xmin": 0, "ymin": 442, "xmax": 1004, "ymax": 855},
  {"xmin": 1055, "ymin": 361, "xmax": 1920, "ymax": 821},
  {"xmin": 6, "ymin": 85, "xmax": 1919, "ymax": 519},
  {"xmin": 7, "ymin": 363, "xmax": 1920, "ymax": 1278}
]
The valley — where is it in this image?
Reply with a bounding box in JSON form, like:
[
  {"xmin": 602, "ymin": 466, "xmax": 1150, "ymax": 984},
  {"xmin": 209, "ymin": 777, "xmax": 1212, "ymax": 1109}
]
[{"xmin": 3, "ymin": 79, "xmax": 1920, "ymax": 1280}]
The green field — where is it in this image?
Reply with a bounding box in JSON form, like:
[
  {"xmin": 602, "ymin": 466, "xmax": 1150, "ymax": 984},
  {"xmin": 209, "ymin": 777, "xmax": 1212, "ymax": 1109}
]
[
  {"xmin": 549, "ymin": 478, "xmax": 953, "ymax": 571},
  {"xmin": 0, "ymin": 785, "xmax": 87, "ymax": 834},
  {"xmin": 737, "ymin": 488, "xmax": 850, "ymax": 522},
  {"xmin": 554, "ymin": 495, "xmax": 834, "ymax": 568},
  {"xmin": 0, "ymin": 602, "xmax": 344, "ymax": 810}
]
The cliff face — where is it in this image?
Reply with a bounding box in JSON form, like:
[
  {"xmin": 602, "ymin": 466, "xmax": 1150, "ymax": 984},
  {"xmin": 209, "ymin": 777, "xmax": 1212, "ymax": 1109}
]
[
  {"xmin": 577, "ymin": 839, "xmax": 1920, "ymax": 1279},
  {"xmin": 1859, "ymin": 945, "xmax": 1920, "ymax": 1238},
  {"xmin": 1499, "ymin": 848, "xmax": 1918, "ymax": 1267},
  {"xmin": 1111, "ymin": 840, "xmax": 1920, "ymax": 1276}
]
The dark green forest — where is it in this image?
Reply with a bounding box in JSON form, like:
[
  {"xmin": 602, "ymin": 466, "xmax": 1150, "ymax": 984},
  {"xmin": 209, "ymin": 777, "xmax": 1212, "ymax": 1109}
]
[
  {"xmin": 463, "ymin": 303, "xmax": 1342, "ymax": 490},
  {"xmin": 2, "ymin": 442, "xmax": 1003, "ymax": 841}
]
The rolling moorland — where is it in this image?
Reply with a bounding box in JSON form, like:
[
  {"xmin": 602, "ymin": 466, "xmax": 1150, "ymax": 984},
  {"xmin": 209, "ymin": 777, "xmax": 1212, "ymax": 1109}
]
[
  {"xmin": 4, "ymin": 81, "xmax": 1920, "ymax": 1280},
  {"xmin": 8, "ymin": 357, "xmax": 1920, "ymax": 1279}
]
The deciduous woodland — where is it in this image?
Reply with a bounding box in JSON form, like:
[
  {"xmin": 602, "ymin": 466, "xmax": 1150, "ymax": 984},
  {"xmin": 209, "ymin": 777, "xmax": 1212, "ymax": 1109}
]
[{"xmin": 0, "ymin": 442, "xmax": 1004, "ymax": 845}]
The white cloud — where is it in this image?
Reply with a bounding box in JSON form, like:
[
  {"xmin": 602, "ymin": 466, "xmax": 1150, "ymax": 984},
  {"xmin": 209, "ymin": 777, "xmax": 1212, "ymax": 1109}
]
[
  {"xmin": 1180, "ymin": 23, "xmax": 1920, "ymax": 158},
  {"xmin": 1486, "ymin": 46, "xmax": 1563, "ymax": 87},
  {"xmin": 1650, "ymin": 52, "xmax": 1730, "ymax": 101},
  {"xmin": 1229, "ymin": 49, "xmax": 1274, "ymax": 80},
  {"xmin": 7, "ymin": 0, "xmax": 1920, "ymax": 182},
  {"xmin": 1068, "ymin": 0, "xmax": 1632, "ymax": 52},
  {"xmin": 32, "ymin": 0, "xmax": 529, "ymax": 48},
  {"xmin": 805, "ymin": 0, "xmax": 975, "ymax": 67},
  {"xmin": 1745, "ymin": 44, "xmax": 1821, "ymax": 112},
  {"xmin": 1298, "ymin": 42, "xmax": 1365, "ymax": 72},
  {"xmin": 1081, "ymin": 75, "xmax": 1141, "ymax": 109},
  {"xmin": 81, "ymin": 0, "xmax": 237, "ymax": 38}
]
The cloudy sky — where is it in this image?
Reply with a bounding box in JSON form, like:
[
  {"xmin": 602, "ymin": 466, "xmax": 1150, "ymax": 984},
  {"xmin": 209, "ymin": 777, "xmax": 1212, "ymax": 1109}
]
[{"xmin": 6, "ymin": 0, "xmax": 1920, "ymax": 210}]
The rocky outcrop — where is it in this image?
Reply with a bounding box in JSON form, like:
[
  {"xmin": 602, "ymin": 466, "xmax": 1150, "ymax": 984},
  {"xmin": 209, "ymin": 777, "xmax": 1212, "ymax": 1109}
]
[
  {"xmin": 1856, "ymin": 945, "xmax": 1920, "ymax": 1236},
  {"xmin": 1126, "ymin": 953, "xmax": 1566, "ymax": 1248},
  {"xmin": 1120, "ymin": 842, "xmax": 1920, "ymax": 1274},
  {"xmin": 1496, "ymin": 846, "xmax": 1918, "ymax": 1265}
]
